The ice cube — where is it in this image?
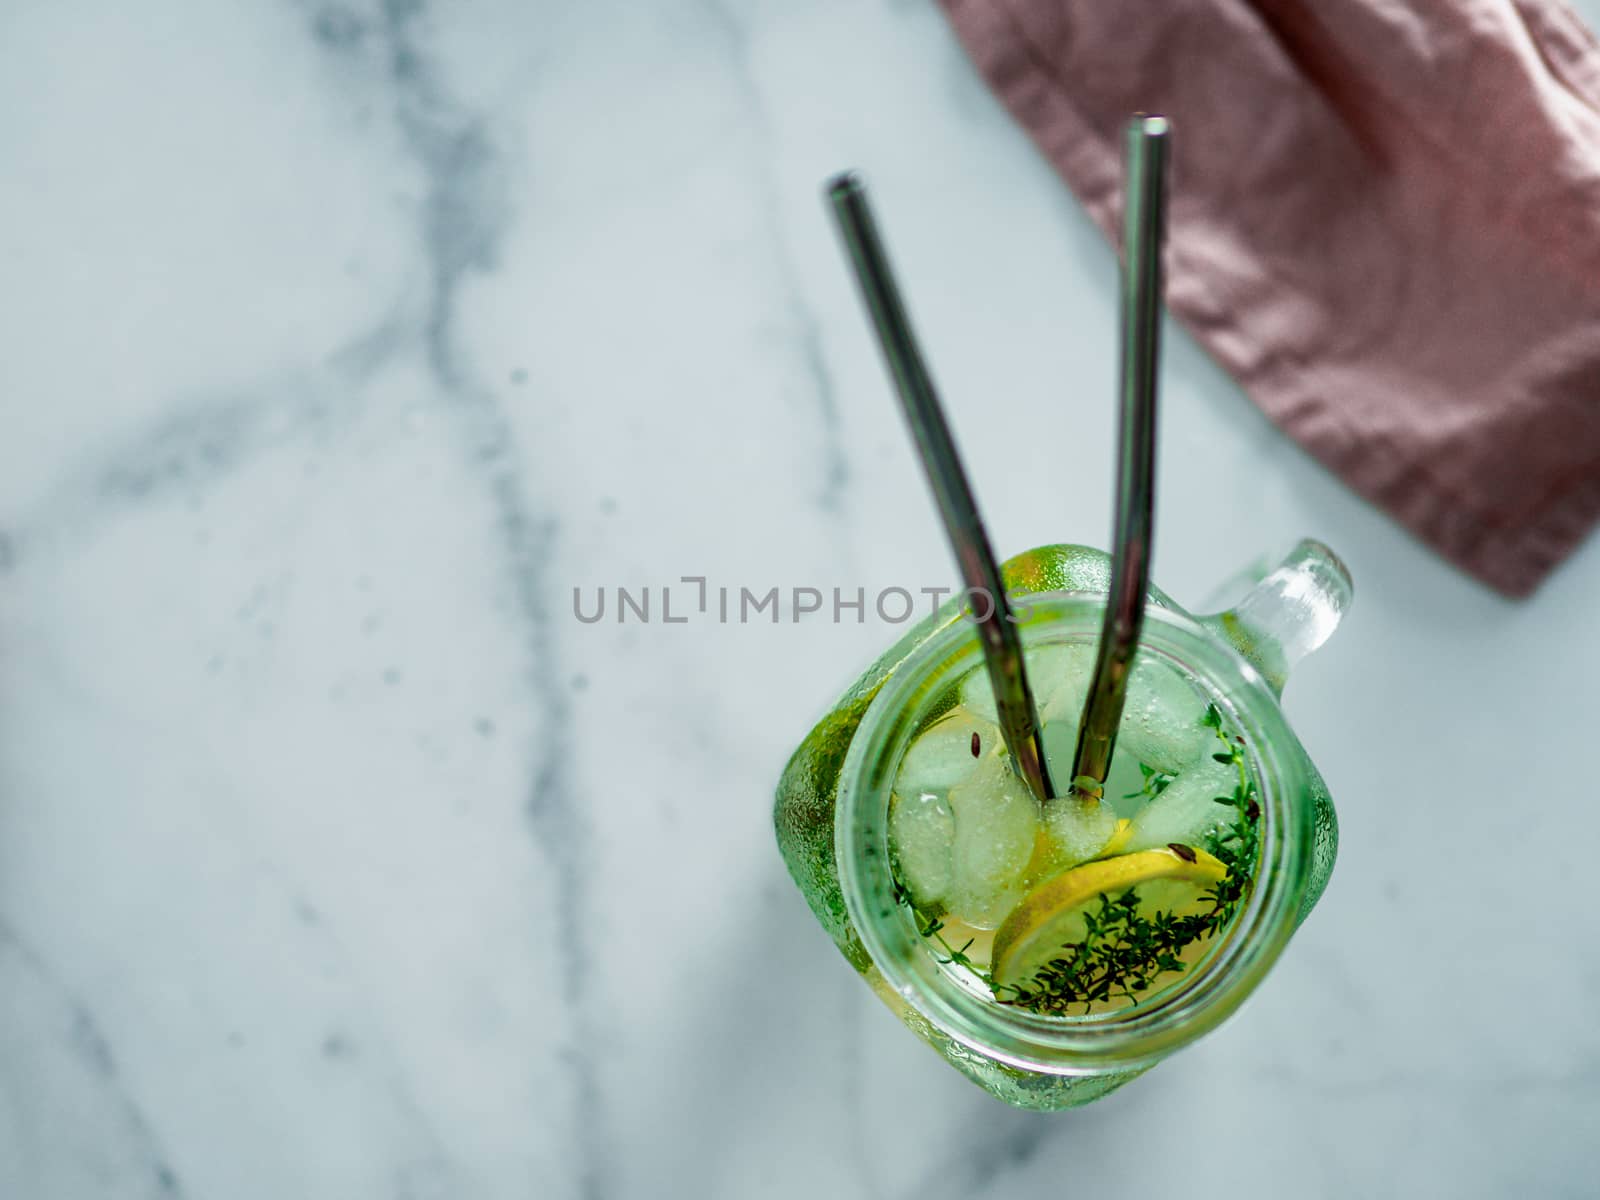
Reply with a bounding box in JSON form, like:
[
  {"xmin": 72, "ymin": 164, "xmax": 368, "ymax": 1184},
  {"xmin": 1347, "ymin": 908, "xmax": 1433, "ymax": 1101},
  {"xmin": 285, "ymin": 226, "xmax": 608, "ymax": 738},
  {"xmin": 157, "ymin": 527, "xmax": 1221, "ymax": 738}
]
[
  {"xmin": 959, "ymin": 642, "xmax": 1097, "ymax": 725},
  {"xmin": 945, "ymin": 756, "xmax": 1042, "ymax": 928},
  {"xmin": 1037, "ymin": 795, "xmax": 1120, "ymax": 875},
  {"xmin": 1121, "ymin": 756, "xmax": 1241, "ymax": 854},
  {"xmin": 1116, "ymin": 657, "xmax": 1212, "ymax": 773},
  {"xmin": 896, "ymin": 708, "xmax": 1000, "ymax": 796},
  {"xmin": 888, "ymin": 790, "xmax": 956, "ymax": 906},
  {"xmin": 958, "ymin": 668, "xmax": 998, "ymax": 723},
  {"xmin": 1038, "ymin": 682, "xmax": 1088, "ymax": 794}
]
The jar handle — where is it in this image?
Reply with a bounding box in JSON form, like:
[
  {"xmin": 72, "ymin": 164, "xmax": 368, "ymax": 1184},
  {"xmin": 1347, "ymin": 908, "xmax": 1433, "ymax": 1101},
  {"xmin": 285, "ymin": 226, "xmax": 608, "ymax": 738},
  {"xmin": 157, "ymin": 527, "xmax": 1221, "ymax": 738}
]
[{"xmin": 1199, "ymin": 540, "xmax": 1352, "ymax": 696}]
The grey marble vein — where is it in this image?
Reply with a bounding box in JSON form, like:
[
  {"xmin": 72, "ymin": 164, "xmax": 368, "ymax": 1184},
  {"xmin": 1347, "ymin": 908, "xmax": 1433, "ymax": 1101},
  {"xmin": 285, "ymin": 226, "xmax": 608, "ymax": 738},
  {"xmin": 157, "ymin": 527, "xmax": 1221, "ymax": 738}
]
[
  {"xmin": 4, "ymin": 0, "xmax": 1600, "ymax": 1196},
  {"xmin": 0, "ymin": 924, "xmax": 186, "ymax": 1198},
  {"xmin": 702, "ymin": 0, "xmax": 853, "ymax": 516},
  {"xmin": 896, "ymin": 1110, "xmax": 1055, "ymax": 1200},
  {"xmin": 299, "ymin": 2, "xmax": 603, "ymax": 1196}
]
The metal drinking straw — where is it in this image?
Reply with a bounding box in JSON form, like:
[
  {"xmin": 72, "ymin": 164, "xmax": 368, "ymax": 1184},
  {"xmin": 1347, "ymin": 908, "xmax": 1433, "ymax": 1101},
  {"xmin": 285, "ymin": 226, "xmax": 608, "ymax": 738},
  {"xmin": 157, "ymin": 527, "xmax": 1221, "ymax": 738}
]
[
  {"xmin": 827, "ymin": 172, "xmax": 1055, "ymax": 804},
  {"xmin": 1070, "ymin": 115, "xmax": 1170, "ymax": 797}
]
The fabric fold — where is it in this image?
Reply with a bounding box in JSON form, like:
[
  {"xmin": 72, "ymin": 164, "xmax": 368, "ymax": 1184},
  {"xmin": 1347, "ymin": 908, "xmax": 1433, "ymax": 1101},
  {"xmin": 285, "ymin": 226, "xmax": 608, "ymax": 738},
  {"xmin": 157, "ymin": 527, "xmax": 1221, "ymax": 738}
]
[{"xmin": 943, "ymin": 0, "xmax": 1600, "ymax": 595}]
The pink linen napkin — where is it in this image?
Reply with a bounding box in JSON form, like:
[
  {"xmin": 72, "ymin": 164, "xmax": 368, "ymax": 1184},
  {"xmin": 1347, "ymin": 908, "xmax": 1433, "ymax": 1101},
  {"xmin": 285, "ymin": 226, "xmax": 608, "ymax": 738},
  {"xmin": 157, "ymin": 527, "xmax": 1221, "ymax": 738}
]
[{"xmin": 942, "ymin": 0, "xmax": 1600, "ymax": 596}]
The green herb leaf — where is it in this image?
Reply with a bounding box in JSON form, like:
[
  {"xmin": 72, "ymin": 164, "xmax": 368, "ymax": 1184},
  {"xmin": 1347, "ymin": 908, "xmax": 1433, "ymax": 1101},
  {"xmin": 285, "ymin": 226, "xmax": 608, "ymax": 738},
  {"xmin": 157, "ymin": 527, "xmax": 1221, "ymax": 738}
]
[{"xmin": 898, "ymin": 703, "xmax": 1263, "ymax": 1016}]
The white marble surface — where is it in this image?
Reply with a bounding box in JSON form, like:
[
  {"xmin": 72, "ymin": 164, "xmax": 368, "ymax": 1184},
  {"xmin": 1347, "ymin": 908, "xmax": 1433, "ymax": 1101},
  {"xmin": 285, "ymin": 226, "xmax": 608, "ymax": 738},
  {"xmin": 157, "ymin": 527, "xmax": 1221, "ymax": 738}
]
[{"xmin": 3, "ymin": 1, "xmax": 1599, "ymax": 1196}]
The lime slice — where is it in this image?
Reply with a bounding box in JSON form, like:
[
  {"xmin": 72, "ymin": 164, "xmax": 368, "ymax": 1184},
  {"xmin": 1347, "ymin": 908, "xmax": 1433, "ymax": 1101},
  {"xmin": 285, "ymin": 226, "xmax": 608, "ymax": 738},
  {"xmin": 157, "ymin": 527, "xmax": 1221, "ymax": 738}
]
[{"xmin": 990, "ymin": 846, "xmax": 1228, "ymax": 997}]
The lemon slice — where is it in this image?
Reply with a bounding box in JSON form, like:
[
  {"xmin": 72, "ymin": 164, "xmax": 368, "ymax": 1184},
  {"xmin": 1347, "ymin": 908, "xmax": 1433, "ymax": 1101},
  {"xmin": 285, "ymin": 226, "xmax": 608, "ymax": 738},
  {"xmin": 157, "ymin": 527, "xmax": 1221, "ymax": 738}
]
[{"xmin": 990, "ymin": 846, "xmax": 1228, "ymax": 997}]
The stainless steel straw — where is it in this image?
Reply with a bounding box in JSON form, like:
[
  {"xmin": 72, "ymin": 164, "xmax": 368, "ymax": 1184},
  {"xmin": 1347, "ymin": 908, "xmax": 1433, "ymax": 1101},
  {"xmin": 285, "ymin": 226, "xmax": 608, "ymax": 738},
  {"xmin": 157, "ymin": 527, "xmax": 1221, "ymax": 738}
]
[
  {"xmin": 827, "ymin": 172, "xmax": 1055, "ymax": 804},
  {"xmin": 1070, "ymin": 116, "xmax": 1170, "ymax": 798}
]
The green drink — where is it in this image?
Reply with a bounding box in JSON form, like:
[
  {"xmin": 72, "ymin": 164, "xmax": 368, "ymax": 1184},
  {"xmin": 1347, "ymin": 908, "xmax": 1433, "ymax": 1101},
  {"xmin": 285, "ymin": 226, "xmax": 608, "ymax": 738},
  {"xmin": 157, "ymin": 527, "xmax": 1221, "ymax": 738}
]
[{"xmin": 775, "ymin": 542, "xmax": 1348, "ymax": 1109}]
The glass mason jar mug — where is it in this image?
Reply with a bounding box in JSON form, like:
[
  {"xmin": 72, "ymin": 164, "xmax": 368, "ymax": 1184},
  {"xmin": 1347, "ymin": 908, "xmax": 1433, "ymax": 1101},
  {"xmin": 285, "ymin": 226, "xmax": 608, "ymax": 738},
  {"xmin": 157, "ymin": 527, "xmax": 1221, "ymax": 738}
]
[{"xmin": 774, "ymin": 542, "xmax": 1350, "ymax": 1109}]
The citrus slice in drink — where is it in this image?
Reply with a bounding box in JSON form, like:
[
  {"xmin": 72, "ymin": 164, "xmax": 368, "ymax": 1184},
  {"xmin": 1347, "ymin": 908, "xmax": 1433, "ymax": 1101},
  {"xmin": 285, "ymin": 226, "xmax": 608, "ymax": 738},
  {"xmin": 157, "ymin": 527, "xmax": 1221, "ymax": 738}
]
[{"xmin": 990, "ymin": 846, "xmax": 1229, "ymax": 998}]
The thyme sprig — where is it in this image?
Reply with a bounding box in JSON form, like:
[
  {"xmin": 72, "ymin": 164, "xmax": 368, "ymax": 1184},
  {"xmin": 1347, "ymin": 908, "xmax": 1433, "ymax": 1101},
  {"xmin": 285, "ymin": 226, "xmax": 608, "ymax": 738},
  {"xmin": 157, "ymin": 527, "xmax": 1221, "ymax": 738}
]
[
  {"xmin": 1200, "ymin": 702, "xmax": 1261, "ymax": 917},
  {"xmin": 995, "ymin": 888, "xmax": 1229, "ymax": 1013},
  {"xmin": 892, "ymin": 703, "xmax": 1264, "ymax": 1016},
  {"xmin": 890, "ymin": 879, "xmax": 987, "ymax": 977},
  {"xmin": 1124, "ymin": 761, "xmax": 1175, "ymax": 802}
]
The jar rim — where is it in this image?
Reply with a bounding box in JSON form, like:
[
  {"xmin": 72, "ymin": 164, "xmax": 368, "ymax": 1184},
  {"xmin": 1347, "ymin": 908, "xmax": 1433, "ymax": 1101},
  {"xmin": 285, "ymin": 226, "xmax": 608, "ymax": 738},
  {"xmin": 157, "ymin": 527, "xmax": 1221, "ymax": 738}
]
[{"xmin": 834, "ymin": 593, "xmax": 1314, "ymax": 1073}]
